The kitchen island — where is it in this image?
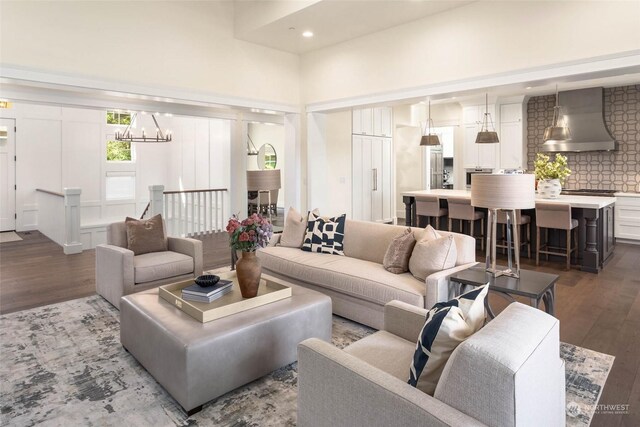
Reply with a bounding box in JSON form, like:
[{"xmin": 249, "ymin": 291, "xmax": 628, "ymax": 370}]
[{"xmin": 402, "ymin": 189, "xmax": 616, "ymax": 273}]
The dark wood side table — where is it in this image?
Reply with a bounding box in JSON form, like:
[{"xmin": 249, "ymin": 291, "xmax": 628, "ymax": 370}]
[{"xmin": 449, "ymin": 266, "xmax": 559, "ymax": 317}]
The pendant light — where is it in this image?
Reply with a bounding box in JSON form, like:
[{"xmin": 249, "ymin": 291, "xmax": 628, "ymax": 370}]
[
  {"xmin": 420, "ymin": 99, "xmax": 440, "ymax": 146},
  {"xmin": 543, "ymin": 85, "xmax": 571, "ymax": 142},
  {"xmin": 475, "ymin": 93, "xmax": 499, "ymax": 144}
]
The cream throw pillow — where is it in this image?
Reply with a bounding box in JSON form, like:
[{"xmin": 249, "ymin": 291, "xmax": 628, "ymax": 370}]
[
  {"xmin": 408, "ymin": 235, "xmax": 457, "ymax": 281},
  {"xmin": 383, "ymin": 228, "xmax": 416, "ymax": 274},
  {"xmin": 413, "ymin": 224, "xmax": 440, "ymax": 242},
  {"xmin": 280, "ymin": 207, "xmax": 319, "ymax": 248}
]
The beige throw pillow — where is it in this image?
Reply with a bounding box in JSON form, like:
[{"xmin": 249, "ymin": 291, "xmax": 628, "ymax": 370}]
[
  {"xmin": 413, "ymin": 224, "xmax": 440, "ymax": 243},
  {"xmin": 383, "ymin": 228, "xmax": 417, "ymax": 274},
  {"xmin": 408, "ymin": 235, "xmax": 457, "ymax": 281},
  {"xmin": 125, "ymin": 214, "xmax": 168, "ymax": 255},
  {"xmin": 280, "ymin": 207, "xmax": 319, "ymax": 248}
]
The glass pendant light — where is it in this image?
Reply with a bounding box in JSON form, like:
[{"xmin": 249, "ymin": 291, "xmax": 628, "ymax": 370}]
[
  {"xmin": 420, "ymin": 99, "xmax": 440, "ymax": 146},
  {"xmin": 475, "ymin": 93, "xmax": 499, "ymax": 144},
  {"xmin": 544, "ymin": 85, "xmax": 571, "ymax": 142}
]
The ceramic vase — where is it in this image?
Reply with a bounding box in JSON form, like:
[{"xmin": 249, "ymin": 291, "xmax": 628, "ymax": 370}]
[
  {"xmin": 236, "ymin": 251, "xmax": 261, "ymax": 298},
  {"xmin": 538, "ymin": 179, "xmax": 562, "ymax": 199}
]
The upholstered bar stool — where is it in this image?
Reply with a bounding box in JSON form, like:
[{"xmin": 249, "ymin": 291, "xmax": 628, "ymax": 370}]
[
  {"xmin": 447, "ymin": 197, "xmax": 485, "ymax": 250},
  {"xmin": 496, "ymin": 210, "xmax": 532, "ymax": 258},
  {"xmin": 535, "ymin": 202, "xmax": 578, "ymax": 270},
  {"xmin": 415, "ymin": 195, "xmax": 448, "ymax": 230}
]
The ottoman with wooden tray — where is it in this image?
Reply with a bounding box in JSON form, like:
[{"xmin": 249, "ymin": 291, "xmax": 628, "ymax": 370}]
[{"xmin": 120, "ymin": 271, "xmax": 332, "ymax": 415}]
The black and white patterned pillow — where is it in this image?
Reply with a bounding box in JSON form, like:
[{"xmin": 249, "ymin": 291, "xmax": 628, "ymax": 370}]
[
  {"xmin": 301, "ymin": 212, "xmax": 346, "ymax": 255},
  {"xmin": 408, "ymin": 285, "xmax": 488, "ymax": 395}
]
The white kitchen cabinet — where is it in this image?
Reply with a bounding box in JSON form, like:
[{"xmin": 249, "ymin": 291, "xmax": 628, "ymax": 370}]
[
  {"xmin": 499, "ymin": 103, "xmax": 525, "ymax": 170},
  {"xmin": 353, "ymin": 107, "xmax": 392, "ymax": 137},
  {"xmin": 352, "ymin": 135, "xmax": 393, "ymax": 222},
  {"xmin": 615, "ymin": 195, "xmax": 640, "ymax": 241},
  {"xmin": 462, "ymin": 104, "xmax": 497, "ymax": 169}
]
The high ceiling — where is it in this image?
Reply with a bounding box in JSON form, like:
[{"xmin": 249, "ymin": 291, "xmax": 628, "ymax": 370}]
[{"xmin": 233, "ymin": 0, "xmax": 473, "ymax": 54}]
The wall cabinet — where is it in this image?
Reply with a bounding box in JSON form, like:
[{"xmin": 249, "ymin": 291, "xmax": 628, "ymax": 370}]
[
  {"xmin": 353, "ymin": 107, "xmax": 392, "ymax": 137},
  {"xmin": 499, "ymin": 103, "xmax": 525, "ymax": 170},
  {"xmin": 352, "ymin": 136, "xmax": 392, "ymax": 223},
  {"xmin": 615, "ymin": 195, "xmax": 640, "ymax": 241},
  {"xmin": 462, "ymin": 104, "xmax": 497, "ymax": 169}
]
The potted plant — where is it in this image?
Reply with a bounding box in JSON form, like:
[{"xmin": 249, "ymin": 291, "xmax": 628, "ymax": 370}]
[
  {"xmin": 534, "ymin": 153, "xmax": 571, "ymax": 199},
  {"xmin": 226, "ymin": 213, "xmax": 273, "ymax": 298}
]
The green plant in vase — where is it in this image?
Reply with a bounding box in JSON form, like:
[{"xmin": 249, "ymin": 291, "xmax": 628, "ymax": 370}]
[{"xmin": 534, "ymin": 153, "xmax": 571, "ymax": 198}]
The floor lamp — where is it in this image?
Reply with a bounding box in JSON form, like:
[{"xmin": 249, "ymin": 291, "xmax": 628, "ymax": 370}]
[{"xmin": 471, "ymin": 173, "xmax": 535, "ymax": 278}]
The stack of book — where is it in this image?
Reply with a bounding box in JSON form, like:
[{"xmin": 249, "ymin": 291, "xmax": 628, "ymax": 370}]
[{"xmin": 181, "ymin": 280, "xmax": 233, "ymax": 303}]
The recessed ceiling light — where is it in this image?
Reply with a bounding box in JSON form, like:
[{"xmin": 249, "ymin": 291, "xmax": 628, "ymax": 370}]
[
  {"xmin": 452, "ymin": 97, "xmax": 457, "ymax": 99},
  {"xmin": 526, "ymin": 86, "xmax": 532, "ymax": 90},
  {"xmin": 302, "ymin": 31, "xmax": 314, "ymax": 38}
]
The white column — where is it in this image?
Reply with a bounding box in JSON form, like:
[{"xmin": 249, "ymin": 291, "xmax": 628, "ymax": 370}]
[
  {"xmin": 306, "ymin": 112, "xmax": 327, "ymax": 212},
  {"xmin": 63, "ymin": 187, "xmax": 82, "ymax": 255},
  {"xmin": 229, "ymin": 116, "xmax": 248, "ymax": 217},
  {"xmin": 284, "ymin": 113, "xmax": 301, "ymax": 211},
  {"xmin": 149, "ymin": 185, "xmax": 165, "ymax": 217}
]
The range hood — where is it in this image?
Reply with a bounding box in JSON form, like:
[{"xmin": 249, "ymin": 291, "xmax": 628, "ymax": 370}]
[{"xmin": 541, "ymin": 87, "xmax": 617, "ymax": 152}]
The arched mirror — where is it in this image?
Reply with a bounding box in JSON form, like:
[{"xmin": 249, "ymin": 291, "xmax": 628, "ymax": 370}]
[{"xmin": 257, "ymin": 143, "xmax": 277, "ymax": 170}]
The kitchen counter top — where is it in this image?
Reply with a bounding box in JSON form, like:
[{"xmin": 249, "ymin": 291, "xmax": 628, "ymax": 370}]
[
  {"xmin": 615, "ymin": 192, "xmax": 640, "ymax": 198},
  {"xmin": 402, "ymin": 189, "xmax": 616, "ymax": 209}
]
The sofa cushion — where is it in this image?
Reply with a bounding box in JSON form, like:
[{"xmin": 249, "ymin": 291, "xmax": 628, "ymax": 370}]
[
  {"xmin": 344, "ymin": 330, "xmax": 415, "ymax": 381},
  {"xmin": 408, "ymin": 235, "xmax": 457, "ymax": 281},
  {"xmin": 383, "ymin": 228, "xmax": 416, "ymax": 274},
  {"xmin": 302, "ymin": 212, "xmax": 346, "ymax": 255},
  {"xmin": 280, "ymin": 207, "xmax": 319, "ymax": 248},
  {"xmin": 133, "ymin": 251, "xmax": 194, "ymax": 284},
  {"xmin": 258, "ymin": 246, "xmax": 425, "ymax": 307},
  {"xmin": 409, "ymin": 285, "xmax": 488, "ymax": 395},
  {"xmin": 125, "ymin": 214, "xmax": 168, "ymax": 255}
]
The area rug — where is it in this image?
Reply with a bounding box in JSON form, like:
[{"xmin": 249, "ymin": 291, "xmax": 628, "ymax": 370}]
[
  {"xmin": 0, "ymin": 231, "xmax": 22, "ymax": 243},
  {"xmin": 0, "ymin": 296, "xmax": 613, "ymax": 427}
]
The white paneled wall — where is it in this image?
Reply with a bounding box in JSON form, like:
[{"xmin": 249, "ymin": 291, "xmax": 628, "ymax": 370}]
[{"xmin": 2, "ymin": 102, "xmax": 231, "ymax": 236}]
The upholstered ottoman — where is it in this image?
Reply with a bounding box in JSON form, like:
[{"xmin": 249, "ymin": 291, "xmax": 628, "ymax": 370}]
[{"xmin": 120, "ymin": 278, "xmax": 332, "ymax": 415}]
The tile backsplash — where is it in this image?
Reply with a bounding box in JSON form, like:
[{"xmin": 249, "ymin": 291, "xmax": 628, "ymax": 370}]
[{"xmin": 527, "ymin": 85, "xmax": 640, "ymax": 192}]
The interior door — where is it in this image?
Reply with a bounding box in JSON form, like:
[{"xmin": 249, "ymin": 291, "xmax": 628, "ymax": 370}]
[
  {"xmin": 371, "ymin": 137, "xmax": 383, "ymax": 222},
  {"xmin": 0, "ymin": 119, "xmax": 16, "ymax": 231},
  {"xmin": 381, "ymin": 138, "xmax": 392, "ymax": 221},
  {"xmin": 352, "ymin": 136, "xmax": 364, "ymax": 220}
]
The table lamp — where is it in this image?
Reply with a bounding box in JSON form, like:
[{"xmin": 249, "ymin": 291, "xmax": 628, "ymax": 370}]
[{"xmin": 471, "ymin": 173, "xmax": 535, "ymax": 278}]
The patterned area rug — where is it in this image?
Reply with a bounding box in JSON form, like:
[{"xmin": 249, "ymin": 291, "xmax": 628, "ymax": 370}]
[{"xmin": 0, "ymin": 296, "xmax": 612, "ymax": 427}]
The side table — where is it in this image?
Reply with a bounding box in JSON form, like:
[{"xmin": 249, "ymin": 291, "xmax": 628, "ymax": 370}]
[{"xmin": 449, "ymin": 267, "xmax": 559, "ymax": 317}]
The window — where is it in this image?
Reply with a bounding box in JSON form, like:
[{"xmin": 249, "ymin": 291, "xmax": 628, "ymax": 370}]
[
  {"xmin": 105, "ymin": 172, "xmax": 136, "ymax": 201},
  {"xmin": 106, "ymin": 140, "xmax": 132, "ymax": 162},
  {"xmin": 264, "ymin": 152, "xmax": 277, "ymax": 169},
  {"xmin": 106, "ymin": 110, "xmax": 132, "ymax": 125}
]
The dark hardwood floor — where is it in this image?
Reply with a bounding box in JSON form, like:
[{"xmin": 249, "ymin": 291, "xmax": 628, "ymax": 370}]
[{"xmin": 1, "ymin": 230, "xmax": 638, "ymax": 426}]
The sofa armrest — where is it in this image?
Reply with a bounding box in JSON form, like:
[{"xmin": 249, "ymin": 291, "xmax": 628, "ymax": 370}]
[
  {"xmin": 424, "ymin": 262, "xmax": 479, "ymax": 308},
  {"xmin": 95, "ymin": 244, "xmax": 135, "ymax": 309},
  {"xmin": 298, "ymin": 338, "xmax": 486, "ymax": 427},
  {"xmin": 383, "ymin": 300, "xmax": 428, "ymax": 343},
  {"xmin": 168, "ymin": 237, "xmax": 203, "ymax": 276}
]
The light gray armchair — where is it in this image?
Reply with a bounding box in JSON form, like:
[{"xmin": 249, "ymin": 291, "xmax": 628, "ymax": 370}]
[
  {"xmin": 298, "ymin": 301, "xmax": 565, "ymax": 427},
  {"xmin": 96, "ymin": 221, "xmax": 203, "ymax": 309}
]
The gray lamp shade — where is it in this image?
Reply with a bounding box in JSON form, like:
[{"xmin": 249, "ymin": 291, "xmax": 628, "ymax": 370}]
[
  {"xmin": 471, "ymin": 174, "xmax": 535, "ymax": 209},
  {"xmin": 420, "ymin": 134, "xmax": 440, "ymax": 146},
  {"xmin": 246, "ymin": 169, "xmax": 281, "ymax": 191},
  {"xmin": 475, "ymin": 131, "xmax": 500, "ymax": 144},
  {"xmin": 543, "ymin": 126, "xmax": 571, "ymax": 142}
]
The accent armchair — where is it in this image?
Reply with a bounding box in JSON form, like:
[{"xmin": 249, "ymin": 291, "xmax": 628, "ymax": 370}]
[
  {"xmin": 96, "ymin": 220, "xmax": 203, "ymax": 309},
  {"xmin": 298, "ymin": 301, "xmax": 565, "ymax": 427}
]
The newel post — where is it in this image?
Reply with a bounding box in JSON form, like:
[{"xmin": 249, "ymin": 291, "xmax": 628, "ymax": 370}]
[
  {"xmin": 63, "ymin": 187, "xmax": 83, "ymax": 255},
  {"xmin": 149, "ymin": 185, "xmax": 165, "ymax": 217}
]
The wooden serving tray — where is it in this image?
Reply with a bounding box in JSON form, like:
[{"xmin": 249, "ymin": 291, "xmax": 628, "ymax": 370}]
[{"xmin": 159, "ymin": 271, "xmax": 292, "ymax": 323}]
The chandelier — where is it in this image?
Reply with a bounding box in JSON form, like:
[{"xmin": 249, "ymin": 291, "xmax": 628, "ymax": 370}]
[
  {"xmin": 475, "ymin": 93, "xmax": 499, "ymax": 144},
  {"xmin": 420, "ymin": 99, "xmax": 440, "ymax": 146},
  {"xmin": 115, "ymin": 113, "xmax": 172, "ymax": 143}
]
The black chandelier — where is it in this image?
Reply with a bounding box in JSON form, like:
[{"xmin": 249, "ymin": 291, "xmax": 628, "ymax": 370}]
[{"xmin": 115, "ymin": 113, "xmax": 172, "ymax": 143}]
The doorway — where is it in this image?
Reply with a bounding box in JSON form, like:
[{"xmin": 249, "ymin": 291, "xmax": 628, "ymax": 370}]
[{"xmin": 0, "ymin": 118, "xmax": 16, "ymax": 231}]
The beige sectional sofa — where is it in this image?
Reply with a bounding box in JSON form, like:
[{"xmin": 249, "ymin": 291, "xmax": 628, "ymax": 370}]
[{"xmin": 257, "ymin": 220, "xmax": 478, "ymax": 329}]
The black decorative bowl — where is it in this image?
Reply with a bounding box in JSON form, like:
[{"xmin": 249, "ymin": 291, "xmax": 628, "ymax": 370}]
[{"xmin": 195, "ymin": 274, "xmax": 220, "ymax": 287}]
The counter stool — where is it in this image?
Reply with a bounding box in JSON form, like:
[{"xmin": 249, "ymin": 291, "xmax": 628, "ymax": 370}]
[
  {"xmin": 496, "ymin": 210, "xmax": 532, "ymax": 258},
  {"xmin": 535, "ymin": 202, "xmax": 578, "ymax": 270},
  {"xmin": 416, "ymin": 195, "xmax": 448, "ymax": 230},
  {"xmin": 447, "ymin": 197, "xmax": 485, "ymax": 250}
]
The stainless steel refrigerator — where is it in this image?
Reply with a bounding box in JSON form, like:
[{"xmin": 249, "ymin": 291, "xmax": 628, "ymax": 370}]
[{"xmin": 430, "ymin": 147, "xmax": 443, "ymax": 189}]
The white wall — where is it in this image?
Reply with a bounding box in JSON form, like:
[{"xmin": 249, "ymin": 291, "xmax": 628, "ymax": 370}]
[
  {"xmin": 324, "ymin": 110, "xmax": 352, "ymax": 217},
  {"xmin": 0, "ymin": 1, "xmax": 300, "ymax": 106},
  {"xmin": 247, "ymin": 122, "xmax": 285, "ymax": 207},
  {"xmin": 300, "ymin": 1, "xmax": 640, "ymax": 104},
  {"xmin": 1, "ymin": 102, "xmax": 231, "ymax": 232}
]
